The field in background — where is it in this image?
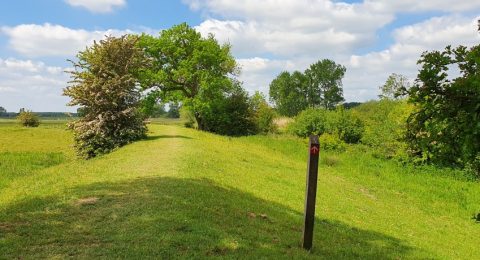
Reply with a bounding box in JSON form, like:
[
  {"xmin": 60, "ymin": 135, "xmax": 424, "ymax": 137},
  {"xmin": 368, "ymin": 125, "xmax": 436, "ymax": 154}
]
[{"xmin": 0, "ymin": 121, "xmax": 479, "ymax": 258}]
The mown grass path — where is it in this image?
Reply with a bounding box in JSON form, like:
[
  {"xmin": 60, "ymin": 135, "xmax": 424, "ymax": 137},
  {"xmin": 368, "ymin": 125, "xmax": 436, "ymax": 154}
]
[{"xmin": 1, "ymin": 122, "xmax": 479, "ymax": 259}]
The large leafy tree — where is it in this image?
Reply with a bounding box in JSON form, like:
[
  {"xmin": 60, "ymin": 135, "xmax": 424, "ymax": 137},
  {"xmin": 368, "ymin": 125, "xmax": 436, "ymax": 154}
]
[
  {"xmin": 64, "ymin": 35, "xmax": 147, "ymax": 158},
  {"xmin": 304, "ymin": 59, "xmax": 346, "ymax": 109},
  {"xmin": 269, "ymin": 71, "xmax": 308, "ymax": 117},
  {"xmin": 137, "ymin": 23, "xmax": 238, "ymax": 130},
  {"xmin": 269, "ymin": 59, "xmax": 346, "ymax": 116},
  {"xmin": 406, "ymin": 44, "xmax": 480, "ymax": 173}
]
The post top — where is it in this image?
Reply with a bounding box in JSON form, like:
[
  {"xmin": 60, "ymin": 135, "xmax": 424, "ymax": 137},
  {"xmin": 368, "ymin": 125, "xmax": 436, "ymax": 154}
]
[{"xmin": 309, "ymin": 135, "xmax": 319, "ymax": 145}]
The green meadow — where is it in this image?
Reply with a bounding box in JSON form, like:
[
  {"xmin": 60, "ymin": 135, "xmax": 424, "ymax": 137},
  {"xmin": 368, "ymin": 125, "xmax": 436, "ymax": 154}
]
[{"xmin": 0, "ymin": 120, "xmax": 479, "ymax": 259}]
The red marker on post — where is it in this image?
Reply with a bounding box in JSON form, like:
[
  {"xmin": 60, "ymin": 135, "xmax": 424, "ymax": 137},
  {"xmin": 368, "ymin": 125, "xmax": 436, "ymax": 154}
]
[{"xmin": 303, "ymin": 135, "xmax": 320, "ymax": 250}]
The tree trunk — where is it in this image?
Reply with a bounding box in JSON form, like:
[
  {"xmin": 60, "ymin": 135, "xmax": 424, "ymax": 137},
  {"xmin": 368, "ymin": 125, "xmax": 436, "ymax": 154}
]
[{"xmin": 194, "ymin": 112, "xmax": 205, "ymax": 131}]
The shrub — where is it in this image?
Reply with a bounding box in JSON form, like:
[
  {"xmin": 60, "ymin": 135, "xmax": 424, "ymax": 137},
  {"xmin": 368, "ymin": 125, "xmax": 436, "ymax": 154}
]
[
  {"xmin": 64, "ymin": 35, "xmax": 147, "ymax": 158},
  {"xmin": 405, "ymin": 44, "xmax": 480, "ymax": 173},
  {"xmin": 288, "ymin": 107, "xmax": 363, "ymax": 144},
  {"xmin": 255, "ymin": 104, "xmax": 277, "ymax": 134},
  {"xmin": 354, "ymin": 100, "xmax": 412, "ymax": 160},
  {"xmin": 287, "ymin": 108, "xmax": 333, "ymax": 137},
  {"xmin": 319, "ymin": 133, "xmax": 346, "ymax": 151},
  {"xmin": 334, "ymin": 108, "xmax": 364, "ymax": 144},
  {"xmin": 198, "ymin": 87, "xmax": 257, "ymax": 136},
  {"xmin": 250, "ymin": 92, "xmax": 277, "ymax": 134},
  {"xmin": 17, "ymin": 110, "xmax": 40, "ymax": 127}
]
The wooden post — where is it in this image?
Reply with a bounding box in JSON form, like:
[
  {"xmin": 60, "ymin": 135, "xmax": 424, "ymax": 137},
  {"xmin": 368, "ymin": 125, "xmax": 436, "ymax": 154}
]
[{"xmin": 302, "ymin": 135, "xmax": 320, "ymax": 250}]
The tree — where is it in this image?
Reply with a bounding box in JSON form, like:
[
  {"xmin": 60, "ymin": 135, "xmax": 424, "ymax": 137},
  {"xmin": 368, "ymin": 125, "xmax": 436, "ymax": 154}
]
[
  {"xmin": 64, "ymin": 35, "xmax": 147, "ymax": 158},
  {"xmin": 17, "ymin": 110, "xmax": 40, "ymax": 127},
  {"xmin": 305, "ymin": 59, "xmax": 345, "ymax": 109},
  {"xmin": 379, "ymin": 73, "xmax": 410, "ymax": 100},
  {"xmin": 269, "ymin": 59, "xmax": 346, "ymax": 116},
  {"xmin": 406, "ymin": 44, "xmax": 480, "ymax": 174},
  {"xmin": 138, "ymin": 23, "xmax": 238, "ymax": 130},
  {"xmin": 250, "ymin": 91, "xmax": 277, "ymax": 134},
  {"xmin": 269, "ymin": 71, "xmax": 308, "ymax": 117},
  {"xmin": 0, "ymin": 106, "xmax": 6, "ymax": 117}
]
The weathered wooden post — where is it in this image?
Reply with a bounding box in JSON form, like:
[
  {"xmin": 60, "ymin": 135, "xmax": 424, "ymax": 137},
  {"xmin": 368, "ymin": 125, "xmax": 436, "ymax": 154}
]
[{"xmin": 302, "ymin": 135, "xmax": 319, "ymax": 250}]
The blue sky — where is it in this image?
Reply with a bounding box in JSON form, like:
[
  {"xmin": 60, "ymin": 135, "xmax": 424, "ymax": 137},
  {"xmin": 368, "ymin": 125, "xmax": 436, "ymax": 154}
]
[{"xmin": 0, "ymin": 0, "xmax": 479, "ymax": 112}]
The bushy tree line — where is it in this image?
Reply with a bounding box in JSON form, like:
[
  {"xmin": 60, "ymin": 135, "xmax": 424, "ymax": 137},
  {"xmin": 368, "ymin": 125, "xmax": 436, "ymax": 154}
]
[
  {"xmin": 269, "ymin": 59, "xmax": 346, "ymax": 116},
  {"xmin": 64, "ymin": 24, "xmax": 276, "ymax": 158},
  {"xmin": 405, "ymin": 44, "xmax": 480, "ymax": 174}
]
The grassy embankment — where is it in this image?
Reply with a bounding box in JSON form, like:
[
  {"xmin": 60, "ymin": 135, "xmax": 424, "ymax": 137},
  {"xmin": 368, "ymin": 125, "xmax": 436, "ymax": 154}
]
[{"xmin": 0, "ymin": 119, "xmax": 479, "ymax": 259}]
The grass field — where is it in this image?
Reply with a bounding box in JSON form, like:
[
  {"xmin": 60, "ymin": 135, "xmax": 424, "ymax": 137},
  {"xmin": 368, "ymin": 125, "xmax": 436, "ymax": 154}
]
[{"xmin": 0, "ymin": 121, "xmax": 479, "ymax": 259}]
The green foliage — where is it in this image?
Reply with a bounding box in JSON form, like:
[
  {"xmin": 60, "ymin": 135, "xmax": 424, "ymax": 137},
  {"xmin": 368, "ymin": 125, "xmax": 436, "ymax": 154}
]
[
  {"xmin": 288, "ymin": 107, "xmax": 363, "ymax": 144},
  {"xmin": 167, "ymin": 102, "xmax": 180, "ymax": 118},
  {"xmin": 354, "ymin": 100, "xmax": 412, "ymax": 160},
  {"xmin": 304, "ymin": 59, "xmax": 346, "ymax": 109},
  {"xmin": 16, "ymin": 110, "xmax": 40, "ymax": 127},
  {"xmin": 180, "ymin": 105, "xmax": 196, "ymax": 128},
  {"xmin": 197, "ymin": 86, "xmax": 257, "ymax": 136},
  {"xmin": 269, "ymin": 59, "xmax": 345, "ymax": 116},
  {"xmin": 269, "ymin": 71, "xmax": 308, "ymax": 116},
  {"xmin": 287, "ymin": 108, "xmax": 332, "ymax": 137},
  {"xmin": 64, "ymin": 35, "xmax": 147, "ymax": 159},
  {"xmin": 406, "ymin": 44, "xmax": 480, "ymax": 172},
  {"xmin": 334, "ymin": 107, "xmax": 364, "ymax": 144},
  {"xmin": 139, "ymin": 91, "xmax": 167, "ymax": 118},
  {"xmin": 138, "ymin": 23, "xmax": 238, "ymax": 131},
  {"xmin": 379, "ymin": 73, "xmax": 410, "ymax": 100},
  {"xmin": 249, "ymin": 91, "xmax": 277, "ymax": 134},
  {"xmin": 319, "ymin": 133, "xmax": 346, "ymax": 151}
]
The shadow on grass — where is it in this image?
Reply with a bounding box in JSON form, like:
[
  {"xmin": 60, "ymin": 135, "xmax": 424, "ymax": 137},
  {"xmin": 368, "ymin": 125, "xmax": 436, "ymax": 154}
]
[
  {"xmin": 145, "ymin": 135, "xmax": 193, "ymax": 141},
  {"xmin": 0, "ymin": 177, "xmax": 425, "ymax": 259}
]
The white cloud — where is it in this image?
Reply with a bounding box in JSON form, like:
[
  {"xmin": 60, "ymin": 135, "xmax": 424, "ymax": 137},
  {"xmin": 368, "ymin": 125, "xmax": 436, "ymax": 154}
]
[
  {"xmin": 187, "ymin": 0, "xmax": 480, "ymax": 102},
  {"xmin": 365, "ymin": 0, "xmax": 480, "ymax": 13},
  {"xmin": 1, "ymin": 23, "xmax": 134, "ymax": 58},
  {"xmin": 192, "ymin": 0, "xmax": 393, "ymax": 58},
  {"xmin": 342, "ymin": 15, "xmax": 480, "ymax": 101},
  {"xmin": 65, "ymin": 0, "xmax": 126, "ymax": 13},
  {"xmin": 0, "ymin": 58, "xmax": 70, "ymax": 112}
]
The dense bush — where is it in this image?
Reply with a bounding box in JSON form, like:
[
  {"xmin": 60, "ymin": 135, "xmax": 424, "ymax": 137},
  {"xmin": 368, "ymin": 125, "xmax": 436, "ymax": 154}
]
[
  {"xmin": 64, "ymin": 35, "xmax": 147, "ymax": 158},
  {"xmin": 250, "ymin": 92, "xmax": 277, "ymax": 134},
  {"xmin": 405, "ymin": 44, "xmax": 480, "ymax": 173},
  {"xmin": 319, "ymin": 133, "xmax": 346, "ymax": 151},
  {"xmin": 181, "ymin": 90, "xmax": 276, "ymax": 136},
  {"xmin": 287, "ymin": 108, "xmax": 333, "ymax": 137},
  {"xmin": 288, "ymin": 107, "xmax": 363, "ymax": 144},
  {"xmin": 196, "ymin": 87, "xmax": 257, "ymax": 136},
  {"xmin": 353, "ymin": 100, "xmax": 412, "ymax": 160},
  {"xmin": 334, "ymin": 108, "xmax": 364, "ymax": 144},
  {"xmin": 17, "ymin": 110, "xmax": 40, "ymax": 127}
]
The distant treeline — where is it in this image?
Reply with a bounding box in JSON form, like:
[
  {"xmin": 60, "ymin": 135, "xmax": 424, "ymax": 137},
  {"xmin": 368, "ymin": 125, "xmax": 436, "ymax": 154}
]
[{"xmin": 0, "ymin": 112, "xmax": 78, "ymax": 118}]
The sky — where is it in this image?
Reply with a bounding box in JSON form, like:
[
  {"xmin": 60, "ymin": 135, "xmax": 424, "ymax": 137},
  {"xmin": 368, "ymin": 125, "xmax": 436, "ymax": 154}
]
[{"xmin": 0, "ymin": 0, "xmax": 479, "ymax": 112}]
